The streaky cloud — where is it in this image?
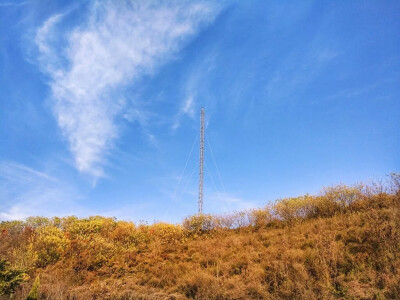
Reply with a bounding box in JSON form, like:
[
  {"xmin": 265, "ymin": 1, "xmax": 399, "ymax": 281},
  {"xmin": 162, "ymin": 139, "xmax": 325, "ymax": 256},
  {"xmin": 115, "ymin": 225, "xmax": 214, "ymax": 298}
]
[
  {"xmin": 0, "ymin": 161, "xmax": 84, "ymax": 221},
  {"xmin": 172, "ymin": 93, "xmax": 196, "ymax": 130}
]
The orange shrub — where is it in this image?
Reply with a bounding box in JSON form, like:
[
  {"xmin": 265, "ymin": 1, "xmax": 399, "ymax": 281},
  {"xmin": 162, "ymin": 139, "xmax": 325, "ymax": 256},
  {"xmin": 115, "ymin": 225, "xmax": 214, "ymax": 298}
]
[{"xmin": 110, "ymin": 221, "xmax": 137, "ymax": 246}]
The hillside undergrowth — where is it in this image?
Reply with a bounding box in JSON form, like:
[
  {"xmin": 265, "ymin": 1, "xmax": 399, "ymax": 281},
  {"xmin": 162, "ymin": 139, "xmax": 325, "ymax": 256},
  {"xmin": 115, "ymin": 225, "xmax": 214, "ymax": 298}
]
[{"xmin": 1, "ymin": 174, "xmax": 400, "ymax": 299}]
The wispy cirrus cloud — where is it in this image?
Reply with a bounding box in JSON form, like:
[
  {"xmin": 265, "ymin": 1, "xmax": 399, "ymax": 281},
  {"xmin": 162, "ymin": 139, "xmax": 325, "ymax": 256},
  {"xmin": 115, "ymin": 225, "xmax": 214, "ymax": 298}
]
[
  {"xmin": 0, "ymin": 1, "xmax": 30, "ymax": 7},
  {"xmin": 172, "ymin": 93, "xmax": 196, "ymax": 130},
  {"xmin": 36, "ymin": 0, "xmax": 221, "ymax": 177},
  {"xmin": 0, "ymin": 161, "xmax": 56, "ymax": 183},
  {"xmin": 206, "ymin": 192, "xmax": 256, "ymax": 214},
  {"xmin": 0, "ymin": 161, "xmax": 85, "ymax": 220}
]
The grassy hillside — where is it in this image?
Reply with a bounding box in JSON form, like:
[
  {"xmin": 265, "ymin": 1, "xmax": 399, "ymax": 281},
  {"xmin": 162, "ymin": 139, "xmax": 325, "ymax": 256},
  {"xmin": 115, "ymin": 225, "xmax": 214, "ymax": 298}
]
[{"xmin": 1, "ymin": 174, "xmax": 400, "ymax": 299}]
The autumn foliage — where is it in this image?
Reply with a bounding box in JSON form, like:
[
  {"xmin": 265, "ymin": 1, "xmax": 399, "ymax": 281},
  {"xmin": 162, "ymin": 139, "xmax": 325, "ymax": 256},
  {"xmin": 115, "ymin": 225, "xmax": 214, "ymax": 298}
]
[{"xmin": 1, "ymin": 174, "xmax": 400, "ymax": 299}]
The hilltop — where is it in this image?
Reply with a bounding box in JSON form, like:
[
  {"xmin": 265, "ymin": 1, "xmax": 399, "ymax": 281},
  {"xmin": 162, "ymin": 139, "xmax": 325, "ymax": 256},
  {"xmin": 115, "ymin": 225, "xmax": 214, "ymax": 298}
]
[{"xmin": 1, "ymin": 174, "xmax": 400, "ymax": 299}]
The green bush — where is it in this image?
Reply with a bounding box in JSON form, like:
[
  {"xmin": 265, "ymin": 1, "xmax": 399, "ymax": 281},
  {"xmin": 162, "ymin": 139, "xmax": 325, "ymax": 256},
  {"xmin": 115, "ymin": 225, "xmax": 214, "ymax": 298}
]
[{"xmin": 0, "ymin": 259, "xmax": 28, "ymax": 296}]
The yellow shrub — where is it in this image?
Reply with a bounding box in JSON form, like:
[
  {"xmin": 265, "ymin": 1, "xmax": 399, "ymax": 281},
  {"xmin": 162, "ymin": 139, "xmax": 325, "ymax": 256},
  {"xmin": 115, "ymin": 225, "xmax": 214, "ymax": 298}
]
[
  {"xmin": 149, "ymin": 223, "xmax": 184, "ymax": 244},
  {"xmin": 110, "ymin": 221, "xmax": 137, "ymax": 245},
  {"xmin": 68, "ymin": 235, "xmax": 116, "ymax": 271},
  {"xmin": 11, "ymin": 243, "xmax": 38, "ymax": 269},
  {"xmin": 32, "ymin": 226, "xmax": 68, "ymax": 268},
  {"xmin": 66, "ymin": 216, "xmax": 116, "ymax": 238}
]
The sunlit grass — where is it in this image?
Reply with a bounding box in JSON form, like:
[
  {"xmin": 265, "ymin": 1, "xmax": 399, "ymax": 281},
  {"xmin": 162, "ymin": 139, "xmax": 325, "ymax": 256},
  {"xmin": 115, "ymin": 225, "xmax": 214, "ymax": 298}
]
[{"xmin": 1, "ymin": 174, "xmax": 399, "ymax": 299}]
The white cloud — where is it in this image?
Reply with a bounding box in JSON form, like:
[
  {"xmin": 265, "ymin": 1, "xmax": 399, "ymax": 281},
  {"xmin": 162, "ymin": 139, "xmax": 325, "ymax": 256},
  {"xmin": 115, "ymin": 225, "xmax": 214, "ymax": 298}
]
[{"xmin": 36, "ymin": 0, "xmax": 220, "ymax": 177}]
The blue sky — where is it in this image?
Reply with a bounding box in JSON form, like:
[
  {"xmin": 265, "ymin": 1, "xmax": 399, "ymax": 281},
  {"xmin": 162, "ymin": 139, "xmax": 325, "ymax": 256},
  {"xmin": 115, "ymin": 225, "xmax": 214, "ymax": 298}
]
[{"xmin": 1, "ymin": 0, "xmax": 399, "ymax": 223}]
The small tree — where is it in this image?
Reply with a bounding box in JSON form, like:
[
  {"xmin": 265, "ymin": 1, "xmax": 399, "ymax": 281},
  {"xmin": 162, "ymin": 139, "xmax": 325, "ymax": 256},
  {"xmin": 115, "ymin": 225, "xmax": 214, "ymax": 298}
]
[
  {"xmin": 183, "ymin": 214, "xmax": 214, "ymax": 234},
  {"xmin": 389, "ymin": 173, "xmax": 400, "ymax": 196},
  {"xmin": 249, "ymin": 208, "xmax": 271, "ymax": 229},
  {"xmin": 323, "ymin": 184, "xmax": 363, "ymax": 211}
]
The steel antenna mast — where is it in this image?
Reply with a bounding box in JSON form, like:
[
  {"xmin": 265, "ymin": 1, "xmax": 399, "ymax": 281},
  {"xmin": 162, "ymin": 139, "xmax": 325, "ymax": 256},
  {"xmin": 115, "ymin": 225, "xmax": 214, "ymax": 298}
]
[{"xmin": 198, "ymin": 108, "xmax": 205, "ymax": 215}]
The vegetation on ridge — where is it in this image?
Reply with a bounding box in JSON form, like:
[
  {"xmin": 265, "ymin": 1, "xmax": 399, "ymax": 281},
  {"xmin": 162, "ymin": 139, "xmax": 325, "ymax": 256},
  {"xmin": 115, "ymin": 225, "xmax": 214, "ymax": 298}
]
[{"xmin": 1, "ymin": 174, "xmax": 400, "ymax": 299}]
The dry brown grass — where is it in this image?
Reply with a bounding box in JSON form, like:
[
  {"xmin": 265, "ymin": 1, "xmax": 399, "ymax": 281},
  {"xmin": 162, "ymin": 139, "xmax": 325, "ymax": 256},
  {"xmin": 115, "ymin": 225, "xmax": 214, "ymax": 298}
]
[{"xmin": 1, "ymin": 174, "xmax": 400, "ymax": 299}]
